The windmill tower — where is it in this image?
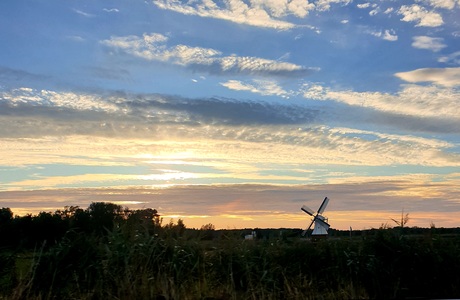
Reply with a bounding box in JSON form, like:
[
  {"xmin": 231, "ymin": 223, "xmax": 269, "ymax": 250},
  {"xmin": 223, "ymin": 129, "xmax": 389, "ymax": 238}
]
[{"xmin": 301, "ymin": 197, "xmax": 331, "ymax": 238}]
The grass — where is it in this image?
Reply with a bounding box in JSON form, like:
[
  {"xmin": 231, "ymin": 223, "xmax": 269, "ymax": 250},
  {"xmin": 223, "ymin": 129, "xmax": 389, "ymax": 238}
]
[{"xmin": 1, "ymin": 226, "xmax": 460, "ymax": 299}]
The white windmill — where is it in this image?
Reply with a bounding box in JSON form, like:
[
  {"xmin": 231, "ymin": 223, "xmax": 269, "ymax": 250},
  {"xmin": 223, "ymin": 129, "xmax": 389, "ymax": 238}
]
[{"xmin": 301, "ymin": 197, "xmax": 330, "ymax": 238}]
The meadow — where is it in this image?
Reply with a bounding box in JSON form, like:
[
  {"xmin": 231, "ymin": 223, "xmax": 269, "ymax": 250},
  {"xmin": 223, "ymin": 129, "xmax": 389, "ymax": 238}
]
[{"xmin": 1, "ymin": 203, "xmax": 460, "ymax": 299}]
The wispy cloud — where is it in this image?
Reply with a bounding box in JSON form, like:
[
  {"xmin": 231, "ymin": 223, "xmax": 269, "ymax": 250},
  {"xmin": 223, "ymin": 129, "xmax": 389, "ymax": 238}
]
[
  {"xmin": 220, "ymin": 79, "xmax": 293, "ymax": 98},
  {"xmin": 103, "ymin": 8, "xmax": 119, "ymax": 13},
  {"xmin": 438, "ymin": 51, "xmax": 460, "ymax": 64},
  {"xmin": 302, "ymin": 83, "xmax": 460, "ymax": 120},
  {"xmin": 0, "ymin": 87, "xmax": 320, "ymax": 136},
  {"xmin": 384, "ymin": 7, "xmax": 394, "ymax": 14},
  {"xmin": 427, "ymin": 0, "xmax": 458, "ymax": 10},
  {"xmin": 151, "ymin": 0, "xmax": 356, "ymax": 29},
  {"xmin": 369, "ymin": 7, "xmax": 380, "ymax": 16},
  {"xmin": 101, "ymin": 33, "xmax": 316, "ymax": 77},
  {"xmin": 73, "ymin": 8, "xmax": 95, "ymax": 18},
  {"xmin": 66, "ymin": 35, "xmax": 85, "ymax": 42},
  {"xmin": 367, "ymin": 29, "xmax": 398, "ymax": 41},
  {"xmin": 152, "ymin": 0, "xmax": 313, "ymax": 30},
  {"xmin": 395, "ymin": 67, "xmax": 460, "ymax": 87},
  {"xmin": 412, "ymin": 36, "xmax": 447, "ymax": 52},
  {"xmin": 1, "ymin": 101, "xmax": 458, "ymax": 172},
  {"xmin": 2, "ymin": 85, "xmax": 459, "ymax": 172},
  {"xmin": 315, "ymin": 0, "xmax": 352, "ymax": 12},
  {"xmin": 1, "ymin": 87, "xmax": 120, "ymax": 112}
]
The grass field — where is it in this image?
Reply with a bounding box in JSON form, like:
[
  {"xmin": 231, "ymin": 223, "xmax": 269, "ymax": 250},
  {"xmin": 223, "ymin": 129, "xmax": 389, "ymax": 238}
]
[
  {"xmin": 1, "ymin": 226, "xmax": 460, "ymax": 299},
  {"xmin": 1, "ymin": 204, "xmax": 459, "ymax": 299}
]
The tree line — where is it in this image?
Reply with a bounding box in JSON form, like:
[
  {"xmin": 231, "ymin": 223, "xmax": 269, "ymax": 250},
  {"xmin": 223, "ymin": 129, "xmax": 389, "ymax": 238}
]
[
  {"xmin": 0, "ymin": 203, "xmax": 167, "ymax": 249},
  {"xmin": 2, "ymin": 202, "xmax": 460, "ymax": 250}
]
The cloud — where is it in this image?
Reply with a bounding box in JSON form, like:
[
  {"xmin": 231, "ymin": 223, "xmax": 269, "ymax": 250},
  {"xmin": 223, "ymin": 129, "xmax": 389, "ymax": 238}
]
[
  {"xmin": 383, "ymin": 29, "xmax": 398, "ymax": 41},
  {"xmin": 1, "ymin": 86, "xmax": 459, "ymax": 175},
  {"xmin": 369, "ymin": 8, "xmax": 380, "ymax": 16},
  {"xmin": 101, "ymin": 33, "xmax": 316, "ymax": 77},
  {"xmin": 73, "ymin": 8, "xmax": 95, "ymax": 18},
  {"xmin": 315, "ymin": 0, "xmax": 352, "ymax": 11},
  {"xmin": 438, "ymin": 51, "xmax": 460, "ymax": 64},
  {"xmin": 66, "ymin": 35, "xmax": 85, "ymax": 42},
  {"xmin": 384, "ymin": 7, "xmax": 394, "ymax": 14},
  {"xmin": 428, "ymin": 0, "xmax": 457, "ymax": 9},
  {"xmin": 0, "ymin": 87, "xmax": 320, "ymax": 134},
  {"xmin": 0, "ymin": 87, "xmax": 120, "ymax": 112},
  {"xmin": 1, "ymin": 94, "xmax": 459, "ymax": 170},
  {"xmin": 367, "ymin": 29, "xmax": 398, "ymax": 41},
  {"xmin": 152, "ymin": 0, "xmax": 313, "ymax": 30},
  {"xmin": 357, "ymin": 3, "xmax": 371, "ymax": 9},
  {"xmin": 220, "ymin": 79, "xmax": 293, "ymax": 98},
  {"xmin": 151, "ymin": 0, "xmax": 356, "ymax": 29},
  {"xmin": 395, "ymin": 67, "xmax": 460, "ymax": 87},
  {"xmin": 412, "ymin": 36, "xmax": 447, "ymax": 52},
  {"xmin": 302, "ymin": 82, "xmax": 460, "ymax": 120},
  {"xmin": 103, "ymin": 8, "xmax": 119, "ymax": 13},
  {"xmin": 398, "ymin": 4, "xmax": 443, "ymax": 27}
]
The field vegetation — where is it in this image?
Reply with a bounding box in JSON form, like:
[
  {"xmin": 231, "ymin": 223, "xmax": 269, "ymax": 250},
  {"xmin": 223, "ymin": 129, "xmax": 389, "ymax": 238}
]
[{"xmin": 1, "ymin": 203, "xmax": 460, "ymax": 299}]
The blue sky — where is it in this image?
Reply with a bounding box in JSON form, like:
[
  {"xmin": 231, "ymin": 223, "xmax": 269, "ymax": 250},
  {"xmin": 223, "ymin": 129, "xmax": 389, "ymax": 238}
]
[{"xmin": 1, "ymin": 0, "xmax": 459, "ymax": 229}]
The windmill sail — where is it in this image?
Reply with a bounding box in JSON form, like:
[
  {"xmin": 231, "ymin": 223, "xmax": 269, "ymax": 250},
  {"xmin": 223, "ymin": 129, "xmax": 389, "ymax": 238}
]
[
  {"xmin": 300, "ymin": 197, "xmax": 331, "ymax": 238},
  {"xmin": 301, "ymin": 205, "xmax": 314, "ymax": 216},
  {"xmin": 317, "ymin": 197, "xmax": 329, "ymax": 214}
]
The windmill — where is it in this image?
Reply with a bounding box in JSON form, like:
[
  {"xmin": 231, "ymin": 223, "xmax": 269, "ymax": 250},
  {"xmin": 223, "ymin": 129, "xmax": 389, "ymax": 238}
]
[{"xmin": 301, "ymin": 197, "xmax": 330, "ymax": 238}]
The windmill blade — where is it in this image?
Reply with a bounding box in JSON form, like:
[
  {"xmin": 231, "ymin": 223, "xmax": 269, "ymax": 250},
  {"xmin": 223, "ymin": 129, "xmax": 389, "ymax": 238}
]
[
  {"xmin": 301, "ymin": 205, "xmax": 315, "ymax": 216},
  {"xmin": 302, "ymin": 218, "xmax": 316, "ymax": 236},
  {"xmin": 317, "ymin": 197, "xmax": 329, "ymax": 214}
]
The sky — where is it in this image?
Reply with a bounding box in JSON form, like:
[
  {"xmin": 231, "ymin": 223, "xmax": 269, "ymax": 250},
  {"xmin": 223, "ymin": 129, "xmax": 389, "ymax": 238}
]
[{"xmin": 1, "ymin": 0, "xmax": 460, "ymax": 230}]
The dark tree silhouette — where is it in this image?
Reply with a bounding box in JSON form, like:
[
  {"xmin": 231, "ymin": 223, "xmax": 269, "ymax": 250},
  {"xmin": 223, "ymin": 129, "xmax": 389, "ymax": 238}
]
[
  {"xmin": 31, "ymin": 212, "xmax": 68, "ymax": 245},
  {"xmin": 126, "ymin": 208, "xmax": 160, "ymax": 234},
  {"xmin": 0, "ymin": 203, "xmax": 164, "ymax": 247},
  {"xmin": 0, "ymin": 207, "xmax": 13, "ymax": 224},
  {"xmin": 87, "ymin": 202, "xmax": 124, "ymax": 234}
]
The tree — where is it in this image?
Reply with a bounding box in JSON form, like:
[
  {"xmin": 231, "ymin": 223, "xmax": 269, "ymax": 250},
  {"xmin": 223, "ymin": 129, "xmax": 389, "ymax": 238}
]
[
  {"xmin": 0, "ymin": 207, "xmax": 13, "ymax": 225},
  {"xmin": 88, "ymin": 202, "xmax": 124, "ymax": 234},
  {"xmin": 200, "ymin": 223, "xmax": 215, "ymax": 231},
  {"xmin": 125, "ymin": 208, "xmax": 160, "ymax": 235},
  {"xmin": 31, "ymin": 211, "xmax": 67, "ymax": 245},
  {"xmin": 200, "ymin": 223, "xmax": 215, "ymax": 240},
  {"xmin": 0, "ymin": 208, "xmax": 14, "ymax": 246}
]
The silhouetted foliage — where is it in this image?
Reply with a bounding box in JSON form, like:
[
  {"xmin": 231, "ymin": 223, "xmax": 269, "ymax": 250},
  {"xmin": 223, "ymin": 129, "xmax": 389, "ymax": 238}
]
[
  {"xmin": 200, "ymin": 223, "xmax": 215, "ymax": 240},
  {"xmin": 87, "ymin": 202, "xmax": 124, "ymax": 234},
  {"xmin": 0, "ymin": 202, "xmax": 163, "ymax": 249},
  {"xmin": 0, "ymin": 207, "xmax": 13, "ymax": 224},
  {"xmin": 1, "ymin": 203, "xmax": 460, "ymax": 299}
]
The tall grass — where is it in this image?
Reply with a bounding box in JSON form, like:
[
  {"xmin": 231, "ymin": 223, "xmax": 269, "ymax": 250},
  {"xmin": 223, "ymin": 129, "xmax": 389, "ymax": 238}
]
[{"xmin": 1, "ymin": 226, "xmax": 460, "ymax": 299}]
